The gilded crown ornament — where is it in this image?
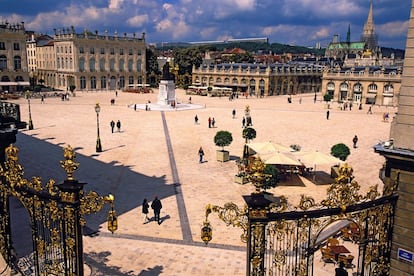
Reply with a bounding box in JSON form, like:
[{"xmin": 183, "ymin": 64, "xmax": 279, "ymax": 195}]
[{"xmin": 60, "ymin": 145, "xmax": 79, "ymax": 181}]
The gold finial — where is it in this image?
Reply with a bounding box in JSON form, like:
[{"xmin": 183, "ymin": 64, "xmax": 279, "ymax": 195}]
[
  {"xmin": 246, "ymin": 157, "xmax": 271, "ymax": 193},
  {"xmin": 60, "ymin": 145, "xmax": 79, "ymax": 181},
  {"xmin": 5, "ymin": 144, "xmax": 19, "ymax": 162}
]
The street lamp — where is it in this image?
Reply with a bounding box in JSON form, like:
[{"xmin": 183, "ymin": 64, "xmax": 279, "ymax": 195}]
[
  {"xmin": 95, "ymin": 103, "xmax": 102, "ymax": 152},
  {"xmin": 313, "ymin": 83, "xmax": 317, "ymax": 103},
  {"xmin": 25, "ymin": 90, "xmax": 34, "ymax": 130}
]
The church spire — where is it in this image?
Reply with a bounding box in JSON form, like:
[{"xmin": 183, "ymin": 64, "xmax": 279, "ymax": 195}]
[
  {"xmin": 361, "ymin": 0, "xmax": 378, "ymax": 50},
  {"xmin": 346, "ymin": 24, "xmax": 351, "ymax": 44}
]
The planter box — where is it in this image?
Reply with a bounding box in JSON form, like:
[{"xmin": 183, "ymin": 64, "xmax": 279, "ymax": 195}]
[
  {"xmin": 234, "ymin": 175, "xmax": 248, "ymax": 184},
  {"xmin": 216, "ymin": 150, "xmax": 230, "ymax": 162}
]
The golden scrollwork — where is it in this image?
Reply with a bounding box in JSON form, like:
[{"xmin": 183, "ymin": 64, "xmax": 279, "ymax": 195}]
[{"xmin": 246, "ymin": 157, "xmax": 271, "ymax": 193}]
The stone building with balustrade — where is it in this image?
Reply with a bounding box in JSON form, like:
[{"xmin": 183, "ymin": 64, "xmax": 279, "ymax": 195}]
[
  {"xmin": 321, "ymin": 66, "xmax": 402, "ymax": 107},
  {"xmin": 0, "ymin": 21, "xmax": 30, "ymax": 93},
  {"xmin": 35, "ymin": 27, "xmax": 147, "ymax": 92},
  {"xmin": 191, "ymin": 63, "xmax": 323, "ymax": 97}
]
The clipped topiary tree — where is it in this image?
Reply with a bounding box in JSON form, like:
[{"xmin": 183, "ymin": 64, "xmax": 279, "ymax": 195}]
[
  {"xmin": 242, "ymin": 127, "xmax": 256, "ymax": 143},
  {"xmin": 331, "ymin": 143, "xmax": 350, "ymax": 161},
  {"xmin": 214, "ymin": 130, "xmax": 233, "ymax": 162},
  {"xmin": 323, "ymin": 93, "xmax": 333, "ymax": 102}
]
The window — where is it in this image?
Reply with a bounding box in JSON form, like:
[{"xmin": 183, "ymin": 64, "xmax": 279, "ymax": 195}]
[
  {"xmin": 89, "ymin": 58, "xmax": 96, "ymax": 71},
  {"xmin": 100, "ymin": 48, "xmax": 105, "ymax": 54},
  {"xmin": 119, "ymin": 76, "xmax": 125, "ymax": 88},
  {"xmin": 136, "ymin": 60, "xmax": 141, "ymax": 71},
  {"xmin": 56, "ymin": 46, "xmax": 59, "ymax": 53},
  {"xmin": 0, "ymin": 55, "xmax": 7, "ymax": 70},
  {"xmin": 128, "ymin": 49, "xmax": 133, "ymax": 55},
  {"xmin": 91, "ymin": 76, "xmax": 97, "ymax": 89},
  {"xmin": 119, "ymin": 48, "xmax": 124, "ymax": 55},
  {"xmin": 80, "ymin": 76, "xmax": 86, "ymax": 89},
  {"xmin": 137, "ymin": 50, "xmax": 142, "ymax": 55},
  {"xmin": 0, "ymin": 42, "xmax": 5, "ymax": 50},
  {"xmin": 128, "ymin": 60, "xmax": 133, "ymax": 71},
  {"xmin": 110, "ymin": 48, "xmax": 115, "ymax": 55},
  {"xmin": 101, "ymin": 76, "xmax": 107, "ymax": 89},
  {"xmin": 13, "ymin": 43, "xmax": 20, "ymax": 51},
  {"xmin": 13, "ymin": 56, "xmax": 21, "ymax": 70},
  {"xmin": 129, "ymin": 76, "xmax": 134, "ymax": 85},
  {"xmin": 69, "ymin": 46, "xmax": 72, "ymax": 53},
  {"xmin": 109, "ymin": 59, "xmax": 115, "ymax": 71},
  {"xmin": 79, "ymin": 58, "xmax": 85, "ymax": 71},
  {"xmin": 90, "ymin": 48, "xmax": 95, "ymax": 54},
  {"xmin": 99, "ymin": 59, "xmax": 105, "ymax": 71},
  {"xmin": 119, "ymin": 59, "xmax": 124, "ymax": 71},
  {"xmin": 368, "ymin": 83, "xmax": 377, "ymax": 93},
  {"xmin": 79, "ymin": 47, "xmax": 84, "ymax": 54}
]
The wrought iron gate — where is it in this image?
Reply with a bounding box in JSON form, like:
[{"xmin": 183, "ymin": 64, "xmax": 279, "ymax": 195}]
[
  {"xmin": 0, "ymin": 144, "xmax": 117, "ymax": 275},
  {"xmin": 202, "ymin": 160, "xmax": 398, "ymax": 276}
]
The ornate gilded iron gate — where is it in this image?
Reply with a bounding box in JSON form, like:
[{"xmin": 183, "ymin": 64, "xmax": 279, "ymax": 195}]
[
  {"xmin": 0, "ymin": 145, "xmax": 117, "ymax": 275},
  {"xmin": 202, "ymin": 160, "xmax": 398, "ymax": 276}
]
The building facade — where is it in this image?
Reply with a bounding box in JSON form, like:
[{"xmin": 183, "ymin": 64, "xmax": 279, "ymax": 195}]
[
  {"xmin": 0, "ymin": 21, "xmax": 30, "ymax": 92},
  {"xmin": 192, "ymin": 63, "xmax": 323, "ymax": 96},
  {"xmin": 43, "ymin": 27, "xmax": 147, "ymax": 91},
  {"xmin": 321, "ymin": 66, "xmax": 402, "ymax": 106}
]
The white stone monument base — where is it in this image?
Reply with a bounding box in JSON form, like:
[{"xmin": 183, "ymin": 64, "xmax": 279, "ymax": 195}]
[{"xmin": 157, "ymin": 80, "xmax": 176, "ymax": 106}]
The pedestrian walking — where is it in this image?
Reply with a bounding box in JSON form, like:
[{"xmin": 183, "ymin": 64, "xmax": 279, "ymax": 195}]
[
  {"xmin": 115, "ymin": 90, "xmax": 118, "ymax": 97},
  {"xmin": 299, "ymin": 97, "xmax": 302, "ymax": 104},
  {"xmin": 142, "ymin": 198, "xmax": 150, "ymax": 223},
  {"xmin": 326, "ymin": 110, "xmax": 330, "ymax": 120},
  {"xmin": 242, "ymin": 117, "xmax": 246, "ymax": 128},
  {"xmin": 41, "ymin": 95, "xmax": 44, "ymax": 104},
  {"xmin": 367, "ymin": 105, "xmax": 373, "ymax": 114},
  {"xmin": 189, "ymin": 96, "xmax": 192, "ymax": 103},
  {"xmin": 352, "ymin": 135, "xmax": 358, "ymax": 148},
  {"xmin": 110, "ymin": 120, "xmax": 115, "ymax": 133},
  {"xmin": 198, "ymin": 146, "xmax": 204, "ymax": 163},
  {"xmin": 194, "ymin": 114, "xmax": 199, "ymax": 124},
  {"xmin": 134, "ymin": 104, "xmax": 137, "ymax": 111},
  {"xmin": 232, "ymin": 109, "xmax": 236, "ymax": 119},
  {"xmin": 212, "ymin": 117, "xmax": 216, "ymax": 128},
  {"xmin": 151, "ymin": 196, "xmax": 162, "ymax": 224},
  {"xmin": 208, "ymin": 117, "xmax": 211, "ymax": 128},
  {"xmin": 116, "ymin": 120, "xmax": 121, "ymax": 132}
]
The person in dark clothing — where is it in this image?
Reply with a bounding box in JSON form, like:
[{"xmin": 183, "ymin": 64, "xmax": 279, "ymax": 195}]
[
  {"xmin": 110, "ymin": 120, "xmax": 115, "ymax": 133},
  {"xmin": 352, "ymin": 135, "xmax": 358, "ymax": 148},
  {"xmin": 198, "ymin": 146, "xmax": 204, "ymax": 163},
  {"xmin": 194, "ymin": 115, "xmax": 199, "ymax": 124},
  {"xmin": 116, "ymin": 120, "xmax": 121, "ymax": 132},
  {"xmin": 142, "ymin": 198, "xmax": 150, "ymax": 224},
  {"xmin": 326, "ymin": 110, "xmax": 330, "ymax": 120},
  {"xmin": 151, "ymin": 196, "xmax": 162, "ymax": 224},
  {"xmin": 242, "ymin": 117, "xmax": 246, "ymax": 128},
  {"xmin": 208, "ymin": 117, "xmax": 211, "ymax": 128},
  {"xmin": 232, "ymin": 109, "xmax": 236, "ymax": 119}
]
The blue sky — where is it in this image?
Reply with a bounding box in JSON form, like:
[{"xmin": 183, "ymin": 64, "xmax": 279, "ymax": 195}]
[{"xmin": 1, "ymin": 0, "xmax": 411, "ymax": 49}]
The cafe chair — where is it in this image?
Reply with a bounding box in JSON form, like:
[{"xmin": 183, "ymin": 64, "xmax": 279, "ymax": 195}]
[{"xmin": 320, "ymin": 247, "xmax": 336, "ymax": 264}]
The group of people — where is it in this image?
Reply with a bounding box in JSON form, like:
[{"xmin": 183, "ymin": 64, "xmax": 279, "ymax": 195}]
[
  {"xmin": 110, "ymin": 120, "xmax": 122, "ymax": 133},
  {"xmin": 208, "ymin": 117, "xmax": 216, "ymax": 128},
  {"xmin": 142, "ymin": 196, "xmax": 163, "ymax": 225}
]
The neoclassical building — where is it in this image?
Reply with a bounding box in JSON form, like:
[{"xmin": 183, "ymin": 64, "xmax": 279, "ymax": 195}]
[
  {"xmin": 321, "ymin": 66, "xmax": 402, "ymax": 106},
  {"xmin": 0, "ymin": 22, "xmax": 30, "ymax": 92},
  {"xmin": 192, "ymin": 63, "xmax": 323, "ymax": 96},
  {"xmin": 35, "ymin": 27, "xmax": 147, "ymax": 91}
]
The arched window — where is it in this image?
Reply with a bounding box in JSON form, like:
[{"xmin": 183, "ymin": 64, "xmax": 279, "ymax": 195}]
[
  {"xmin": 80, "ymin": 76, "xmax": 86, "ymax": 89},
  {"xmin": 13, "ymin": 56, "xmax": 22, "ymax": 70},
  {"xmin": 90, "ymin": 76, "xmax": 97, "ymax": 89},
  {"xmin": 101, "ymin": 76, "xmax": 107, "ymax": 89},
  {"xmin": 109, "ymin": 59, "xmax": 115, "ymax": 71},
  {"xmin": 216, "ymin": 77, "xmax": 222, "ymax": 83},
  {"xmin": 129, "ymin": 76, "xmax": 134, "ymax": 85},
  {"xmin": 232, "ymin": 78, "xmax": 238, "ymax": 84},
  {"xmin": 136, "ymin": 60, "xmax": 142, "ymax": 71},
  {"xmin": 368, "ymin": 83, "xmax": 377, "ymax": 93},
  {"xmin": 384, "ymin": 84, "xmax": 394, "ymax": 94},
  {"xmin": 79, "ymin": 58, "xmax": 85, "ymax": 72},
  {"xmin": 128, "ymin": 60, "xmax": 133, "ymax": 71},
  {"xmin": 0, "ymin": 55, "xmax": 7, "ymax": 70},
  {"xmin": 99, "ymin": 59, "xmax": 105, "ymax": 71},
  {"xmin": 119, "ymin": 76, "xmax": 125, "ymax": 88},
  {"xmin": 119, "ymin": 59, "xmax": 124, "ymax": 71},
  {"xmin": 224, "ymin": 78, "xmax": 230, "ymax": 84},
  {"xmin": 353, "ymin": 83, "xmax": 362, "ymax": 93},
  {"xmin": 89, "ymin": 58, "xmax": 96, "ymax": 71}
]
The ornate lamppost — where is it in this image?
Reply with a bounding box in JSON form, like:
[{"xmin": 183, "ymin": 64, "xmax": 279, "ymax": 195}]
[
  {"xmin": 25, "ymin": 90, "xmax": 34, "ymax": 130},
  {"xmin": 95, "ymin": 103, "xmax": 102, "ymax": 152}
]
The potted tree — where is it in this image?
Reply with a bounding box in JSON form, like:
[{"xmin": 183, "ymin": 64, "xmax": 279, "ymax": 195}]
[
  {"xmin": 214, "ymin": 130, "xmax": 233, "ymax": 162},
  {"xmin": 330, "ymin": 143, "xmax": 350, "ymax": 178}
]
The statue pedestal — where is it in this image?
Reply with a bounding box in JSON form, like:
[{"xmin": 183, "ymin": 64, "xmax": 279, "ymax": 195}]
[{"xmin": 157, "ymin": 80, "xmax": 176, "ymax": 106}]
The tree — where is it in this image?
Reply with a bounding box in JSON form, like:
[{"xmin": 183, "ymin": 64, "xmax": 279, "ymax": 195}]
[
  {"xmin": 173, "ymin": 46, "xmax": 203, "ymax": 75},
  {"xmin": 214, "ymin": 130, "xmax": 233, "ymax": 151},
  {"xmin": 331, "ymin": 143, "xmax": 350, "ymax": 161},
  {"xmin": 146, "ymin": 48, "xmax": 160, "ymax": 76},
  {"xmin": 69, "ymin": 85, "xmax": 76, "ymax": 93},
  {"xmin": 263, "ymin": 165, "xmax": 279, "ymax": 190},
  {"xmin": 324, "ymin": 93, "xmax": 333, "ymax": 102},
  {"xmin": 242, "ymin": 127, "xmax": 256, "ymax": 143}
]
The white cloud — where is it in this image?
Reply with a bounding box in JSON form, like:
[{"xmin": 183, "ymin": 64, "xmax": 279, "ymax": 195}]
[
  {"xmin": 377, "ymin": 21, "xmax": 409, "ymax": 37},
  {"xmin": 109, "ymin": 0, "xmax": 124, "ymax": 10},
  {"xmin": 127, "ymin": 14, "xmax": 149, "ymax": 27}
]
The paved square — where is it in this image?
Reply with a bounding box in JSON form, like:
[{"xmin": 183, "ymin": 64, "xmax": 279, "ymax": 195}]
[{"xmin": 9, "ymin": 89, "xmax": 393, "ymax": 275}]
